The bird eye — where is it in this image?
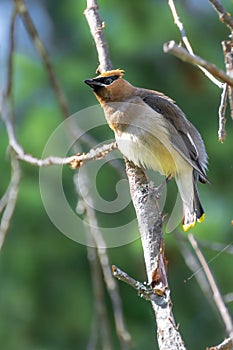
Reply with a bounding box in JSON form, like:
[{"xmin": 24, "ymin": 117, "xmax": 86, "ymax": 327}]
[{"xmin": 104, "ymin": 77, "xmax": 114, "ymax": 85}]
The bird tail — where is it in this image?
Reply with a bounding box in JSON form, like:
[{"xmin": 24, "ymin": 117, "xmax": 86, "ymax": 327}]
[
  {"xmin": 176, "ymin": 170, "xmax": 205, "ymax": 232},
  {"xmin": 182, "ymin": 190, "xmax": 204, "ymax": 232}
]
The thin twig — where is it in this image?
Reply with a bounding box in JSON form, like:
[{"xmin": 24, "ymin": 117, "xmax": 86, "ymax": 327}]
[
  {"xmin": 188, "ymin": 234, "xmax": 233, "ymax": 342},
  {"xmin": 0, "ymin": 153, "xmax": 21, "ymax": 250},
  {"xmin": 168, "ymin": 0, "xmax": 223, "ymax": 88},
  {"xmin": 112, "ymin": 265, "xmax": 167, "ymax": 306},
  {"xmin": 164, "ymin": 41, "xmax": 232, "ymax": 86},
  {"xmin": 14, "ymin": 0, "xmax": 69, "ymax": 118},
  {"xmin": 218, "ymin": 83, "xmax": 228, "ymax": 142},
  {"xmin": 2, "ymin": 102, "xmax": 116, "ymax": 167},
  {"xmin": 208, "ymin": 0, "xmax": 233, "ymax": 32},
  {"xmin": 0, "ymin": 6, "xmax": 21, "ymax": 251},
  {"xmin": 168, "ymin": 0, "xmax": 192, "ymax": 52}
]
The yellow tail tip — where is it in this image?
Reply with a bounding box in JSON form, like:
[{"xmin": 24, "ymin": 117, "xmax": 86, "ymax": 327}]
[
  {"xmin": 197, "ymin": 213, "xmax": 205, "ymax": 223},
  {"xmin": 182, "ymin": 221, "xmax": 196, "ymax": 232},
  {"xmin": 182, "ymin": 214, "xmax": 205, "ymax": 232}
]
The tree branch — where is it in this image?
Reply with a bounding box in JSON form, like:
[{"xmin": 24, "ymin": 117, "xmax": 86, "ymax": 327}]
[
  {"xmin": 218, "ymin": 83, "xmax": 228, "ymax": 142},
  {"xmin": 188, "ymin": 234, "xmax": 233, "ymax": 343},
  {"xmin": 168, "ymin": 0, "xmax": 223, "ymax": 88},
  {"xmin": 112, "ymin": 265, "xmax": 167, "ymax": 305},
  {"xmin": 208, "ymin": 0, "xmax": 233, "ymax": 32},
  {"xmin": 164, "ymin": 41, "xmax": 232, "ymax": 86},
  {"xmin": 14, "ymin": 0, "xmax": 69, "ymax": 118},
  {"xmin": 0, "ymin": 153, "xmax": 21, "ymax": 250},
  {"xmin": 84, "ymin": 0, "xmax": 113, "ymax": 72},
  {"xmin": 2, "ymin": 87, "xmax": 116, "ymax": 168},
  {"xmin": 125, "ymin": 162, "xmax": 186, "ymax": 350},
  {"xmin": 84, "ymin": 0, "xmax": 187, "ymax": 348}
]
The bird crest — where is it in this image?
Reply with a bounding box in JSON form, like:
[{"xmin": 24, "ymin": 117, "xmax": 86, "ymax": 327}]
[{"xmin": 98, "ymin": 69, "xmax": 124, "ymax": 78}]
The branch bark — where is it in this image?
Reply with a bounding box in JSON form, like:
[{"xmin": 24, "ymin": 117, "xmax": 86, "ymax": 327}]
[{"xmin": 125, "ymin": 162, "xmax": 186, "ymax": 350}]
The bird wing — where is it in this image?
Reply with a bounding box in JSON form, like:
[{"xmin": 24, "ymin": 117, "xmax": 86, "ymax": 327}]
[{"xmin": 142, "ymin": 93, "xmax": 207, "ymax": 182}]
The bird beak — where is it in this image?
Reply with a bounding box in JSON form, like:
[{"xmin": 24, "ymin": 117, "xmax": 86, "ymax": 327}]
[{"xmin": 84, "ymin": 79, "xmax": 105, "ymax": 89}]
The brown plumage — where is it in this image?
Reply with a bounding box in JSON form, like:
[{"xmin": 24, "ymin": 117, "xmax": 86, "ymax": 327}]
[{"xmin": 84, "ymin": 69, "xmax": 208, "ymax": 231}]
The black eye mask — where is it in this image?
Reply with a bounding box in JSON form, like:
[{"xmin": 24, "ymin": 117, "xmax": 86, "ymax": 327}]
[{"xmin": 94, "ymin": 75, "xmax": 119, "ymax": 86}]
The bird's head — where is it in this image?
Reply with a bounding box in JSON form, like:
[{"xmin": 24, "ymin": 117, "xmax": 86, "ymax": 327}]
[{"xmin": 84, "ymin": 69, "xmax": 134, "ymax": 103}]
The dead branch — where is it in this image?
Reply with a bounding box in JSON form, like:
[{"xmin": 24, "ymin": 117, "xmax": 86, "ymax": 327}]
[
  {"xmin": 164, "ymin": 41, "xmax": 232, "ymax": 86},
  {"xmin": 2, "ymin": 101, "xmax": 116, "ymax": 167},
  {"xmin": 168, "ymin": 0, "xmax": 222, "ymax": 88},
  {"xmin": 112, "ymin": 265, "xmax": 167, "ymax": 305}
]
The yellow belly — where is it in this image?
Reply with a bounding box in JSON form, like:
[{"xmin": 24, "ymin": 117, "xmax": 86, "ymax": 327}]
[{"xmin": 116, "ymin": 131, "xmax": 179, "ymax": 177}]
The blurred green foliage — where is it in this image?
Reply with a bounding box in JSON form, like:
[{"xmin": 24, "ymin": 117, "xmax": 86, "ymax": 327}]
[{"xmin": 0, "ymin": 1, "xmax": 233, "ymax": 349}]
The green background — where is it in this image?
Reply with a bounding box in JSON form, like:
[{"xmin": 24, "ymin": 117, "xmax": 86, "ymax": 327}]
[{"xmin": 0, "ymin": 1, "xmax": 233, "ymax": 349}]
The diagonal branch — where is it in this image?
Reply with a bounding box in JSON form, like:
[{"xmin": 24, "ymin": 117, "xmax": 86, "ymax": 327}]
[
  {"xmin": 14, "ymin": 0, "xmax": 69, "ymax": 118},
  {"xmin": 0, "ymin": 153, "xmax": 21, "ymax": 250},
  {"xmin": 188, "ymin": 234, "xmax": 233, "ymax": 342},
  {"xmin": 164, "ymin": 41, "xmax": 232, "ymax": 86},
  {"xmin": 208, "ymin": 0, "xmax": 233, "ymax": 32},
  {"xmin": 14, "ymin": 0, "xmax": 96, "ymax": 148},
  {"xmin": 168, "ymin": 0, "xmax": 223, "ymax": 88}
]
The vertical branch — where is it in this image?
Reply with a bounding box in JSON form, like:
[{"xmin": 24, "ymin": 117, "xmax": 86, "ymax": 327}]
[
  {"xmin": 125, "ymin": 162, "xmax": 186, "ymax": 350},
  {"xmin": 84, "ymin": 0, "xmax": 186, "ymax": 349},
  {"xmin": 6, "ymin": 7, "xmax": 17, "ymax": 100},
  {"xmin": 218, "ymin": 83, "xmax": 228, "ymax": 143},
  {"xmin": 84, "ymin": 0, "xmax": 113, "ymax": 72},
  {"xmin": 0, "ymin": 6, "xmax": 21, "ymax": 251},
  {"xmin": 222, "ymin": 40, "xmax": 233, "ymax": 120}
]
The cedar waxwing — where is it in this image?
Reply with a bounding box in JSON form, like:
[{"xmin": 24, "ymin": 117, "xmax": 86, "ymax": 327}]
[{"xmin": 84, "ymin": 69, "xmax": 208, "ymax": 231}]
